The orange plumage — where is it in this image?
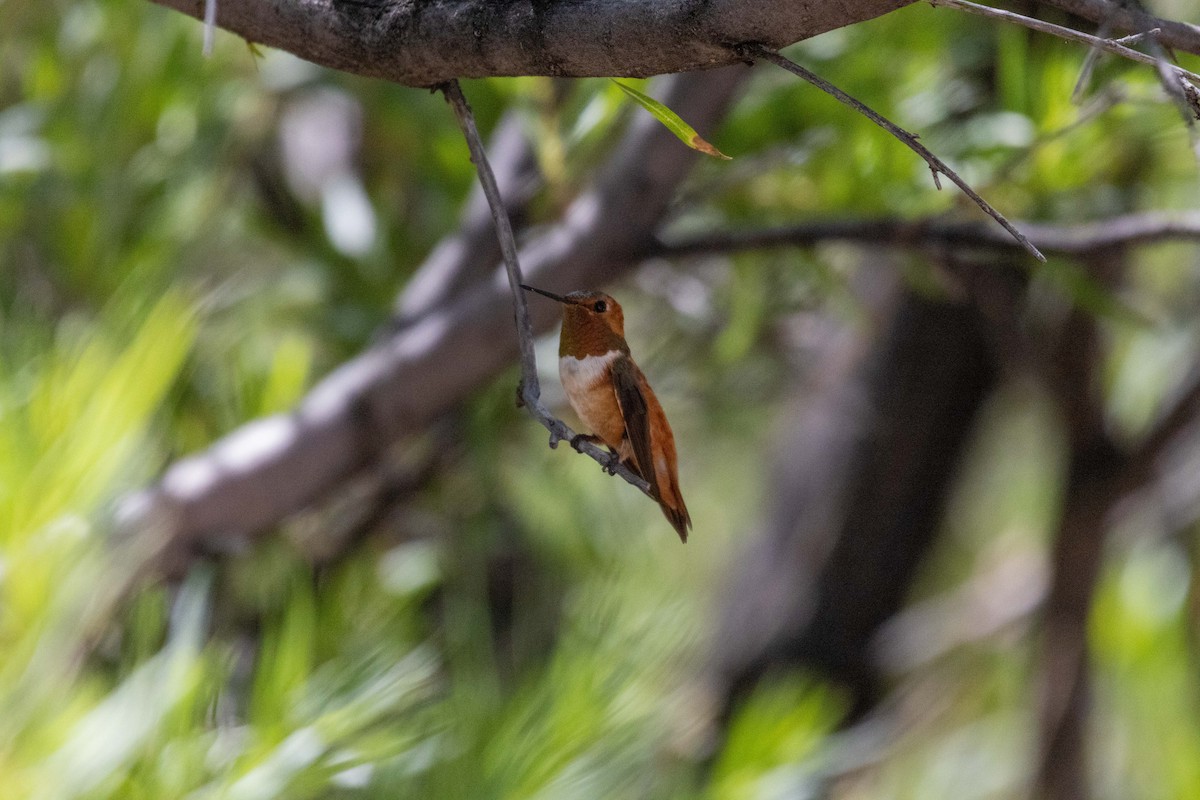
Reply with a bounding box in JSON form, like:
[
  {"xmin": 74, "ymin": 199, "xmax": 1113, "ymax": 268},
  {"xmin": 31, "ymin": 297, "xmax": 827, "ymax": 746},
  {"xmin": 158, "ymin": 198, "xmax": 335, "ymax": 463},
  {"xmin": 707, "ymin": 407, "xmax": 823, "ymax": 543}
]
[{"xmin": 523, "ymin": 285, "xmax": 692, "ymax": 542}]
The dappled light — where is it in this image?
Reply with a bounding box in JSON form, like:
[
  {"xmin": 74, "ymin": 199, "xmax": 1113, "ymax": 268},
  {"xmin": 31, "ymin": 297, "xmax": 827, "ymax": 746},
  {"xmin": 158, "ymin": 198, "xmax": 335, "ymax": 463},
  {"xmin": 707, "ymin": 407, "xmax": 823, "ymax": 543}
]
[{"xmin": 4, "ymin": 1, "xmax": 1200, "ymax": 798}]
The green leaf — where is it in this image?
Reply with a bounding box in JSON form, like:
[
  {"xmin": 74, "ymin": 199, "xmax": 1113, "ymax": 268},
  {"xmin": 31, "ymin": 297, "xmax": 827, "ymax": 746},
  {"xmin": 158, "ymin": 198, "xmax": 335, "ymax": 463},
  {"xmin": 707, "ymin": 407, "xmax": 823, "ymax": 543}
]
[{"xmin": 611, "ymin": 79, "xmax": 731, "ymax": 160}]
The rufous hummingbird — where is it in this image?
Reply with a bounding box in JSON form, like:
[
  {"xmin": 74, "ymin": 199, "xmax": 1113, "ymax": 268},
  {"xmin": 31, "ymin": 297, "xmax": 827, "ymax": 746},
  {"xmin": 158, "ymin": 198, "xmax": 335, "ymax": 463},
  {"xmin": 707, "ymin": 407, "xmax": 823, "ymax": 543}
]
[{"xmin": 522, "ymin": 284, "xmax": 692, "ymax": 543}]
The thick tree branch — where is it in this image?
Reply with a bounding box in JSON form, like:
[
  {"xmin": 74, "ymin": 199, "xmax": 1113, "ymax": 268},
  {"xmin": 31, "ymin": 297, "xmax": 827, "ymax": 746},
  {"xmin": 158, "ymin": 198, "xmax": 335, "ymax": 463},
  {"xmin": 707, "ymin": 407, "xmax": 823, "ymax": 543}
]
[
  {"xmin": 743, "ymin": 45, "xmax": 1047, "ymax": 262},
  {"xmin": 440, "ymin": 79, "xmax": 651, "ymax": 494},
  {"xmin": 149, "ymin": 0, "xmax": 914, "ymax": 87}
]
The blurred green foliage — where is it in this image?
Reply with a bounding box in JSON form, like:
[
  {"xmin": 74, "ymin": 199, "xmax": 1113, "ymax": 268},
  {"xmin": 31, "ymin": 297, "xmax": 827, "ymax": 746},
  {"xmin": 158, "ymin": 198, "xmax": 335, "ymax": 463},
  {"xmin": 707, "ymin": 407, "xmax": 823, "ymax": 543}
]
[{"xmin": 3, "ymin": 0, "xmax": 1200, "ymax": 797}]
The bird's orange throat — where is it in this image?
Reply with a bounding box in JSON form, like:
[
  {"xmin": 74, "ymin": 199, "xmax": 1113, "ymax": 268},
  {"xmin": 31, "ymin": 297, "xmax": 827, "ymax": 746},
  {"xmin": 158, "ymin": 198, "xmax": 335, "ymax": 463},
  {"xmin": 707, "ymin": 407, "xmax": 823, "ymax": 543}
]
[{"xmin": 558, "ymin": 307, "xmax": 629, "ymax": 358}]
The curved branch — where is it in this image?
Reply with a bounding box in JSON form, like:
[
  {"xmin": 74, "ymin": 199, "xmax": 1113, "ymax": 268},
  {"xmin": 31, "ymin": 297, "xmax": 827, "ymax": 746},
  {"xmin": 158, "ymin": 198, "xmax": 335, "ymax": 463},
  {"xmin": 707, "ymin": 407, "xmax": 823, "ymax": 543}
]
[
  {"xmin": 744, "ymin": 45, "xmax": 1046, "ymax": 262},
  {"xmin": 118, "ymin": 67, "xmax": 748, "ymax": 563},
  {"xmin": 149, "ymin": 0, "xmax": 913, "ymax": 86},
  {"xmin": 439, "ymin": 79, "xmax": 651, "ymax": 494},
  {"xmin": 394, "ymin": 109, "xmax": 542, "ymax": 321}
]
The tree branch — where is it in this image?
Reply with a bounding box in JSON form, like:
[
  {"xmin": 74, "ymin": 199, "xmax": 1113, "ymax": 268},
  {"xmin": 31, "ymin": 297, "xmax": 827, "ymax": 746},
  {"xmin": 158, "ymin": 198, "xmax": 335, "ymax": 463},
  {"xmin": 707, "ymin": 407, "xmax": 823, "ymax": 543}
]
[
  {"xmin": 742, "ymin": 44, "xmax": 1047, "ymax": 262},
  {"xmin": 1041, "ymin": 0, "xmax": 1200, "ymax": 58},
  {"xmin": 930, "ymin": 0, "xmax": 1200, "ymax": 88},
  {"xmin": 439, "ymin": 79, "xmax": 650, "ymax": 494},
  {"xmin": 393, "ymin": 109, "xmax": 542, "ymax": 322},
  {"xmin": 651, "ymin": 211, "xmax": 1200, "ymax": 259},
  {"xmin": 440, "ymin": 82, "xmax": 539, "ymax": 400},
  {"xmin": 118, "ymin": 67, "xmax": 748, "ymax": 563},
  {"xmin": 148, "ymin": 0, "xmax": 914, "ymax": 87}
]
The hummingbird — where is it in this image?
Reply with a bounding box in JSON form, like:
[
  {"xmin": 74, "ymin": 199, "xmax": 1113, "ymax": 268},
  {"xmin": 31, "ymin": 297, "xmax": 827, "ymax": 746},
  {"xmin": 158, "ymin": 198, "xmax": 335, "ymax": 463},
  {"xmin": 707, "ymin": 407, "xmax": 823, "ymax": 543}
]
[{"xmin": 522, "ymin": 284, "xmax": 692, "ymax": 542}]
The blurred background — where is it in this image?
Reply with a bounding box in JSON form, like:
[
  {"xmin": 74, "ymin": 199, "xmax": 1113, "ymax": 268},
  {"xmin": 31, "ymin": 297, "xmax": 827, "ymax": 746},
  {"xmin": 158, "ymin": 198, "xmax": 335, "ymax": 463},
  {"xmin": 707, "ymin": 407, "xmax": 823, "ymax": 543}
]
[{"xmin": 3, "ymin": 0, "xmax": 1200, "ymax": 797}]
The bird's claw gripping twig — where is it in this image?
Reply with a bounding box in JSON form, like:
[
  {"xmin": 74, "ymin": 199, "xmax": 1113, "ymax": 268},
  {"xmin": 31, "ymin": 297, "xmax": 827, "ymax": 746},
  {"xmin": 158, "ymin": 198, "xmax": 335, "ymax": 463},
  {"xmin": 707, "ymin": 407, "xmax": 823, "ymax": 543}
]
[
  {"xmin": 569, "ymin": 433, "xmax": 596, "ymax": 452},
  {"xmin": 569, "ymin": 433, "xmax": 621, "ymax": 473}
]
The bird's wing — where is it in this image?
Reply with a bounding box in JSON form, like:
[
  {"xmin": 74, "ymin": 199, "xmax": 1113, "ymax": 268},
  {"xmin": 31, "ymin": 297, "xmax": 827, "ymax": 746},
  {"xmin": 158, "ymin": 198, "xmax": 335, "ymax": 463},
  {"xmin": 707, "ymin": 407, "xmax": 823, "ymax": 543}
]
[{"xmin": 610, "ymin": 355, "xmax": 655, "ymax": 491}]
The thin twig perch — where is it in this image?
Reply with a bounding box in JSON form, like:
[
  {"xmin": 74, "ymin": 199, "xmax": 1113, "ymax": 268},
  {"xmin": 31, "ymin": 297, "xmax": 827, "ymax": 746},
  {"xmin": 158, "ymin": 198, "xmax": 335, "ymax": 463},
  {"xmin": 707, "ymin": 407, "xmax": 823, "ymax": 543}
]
[
  {"xmin": 439, "ymin": 79, "xmax": 653, "ymax": 495},
  {"xmin": 742, "ymin": 43, "xmax": 1047, "ymax": 263},
  {"xmin": 930, "ymin": 0, "xmax": 1200, "ymax": 88}
]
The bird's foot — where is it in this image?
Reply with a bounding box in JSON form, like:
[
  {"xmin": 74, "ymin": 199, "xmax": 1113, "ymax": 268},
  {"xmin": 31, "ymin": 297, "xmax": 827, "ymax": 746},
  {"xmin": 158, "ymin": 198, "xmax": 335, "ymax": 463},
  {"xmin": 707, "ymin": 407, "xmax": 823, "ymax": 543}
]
[
  {"xmin": 569, "ymin": 433, "xmax": 603, "ymax": 452},
  {"xmin": 569, "ymin": 434, "xmax": 621, "ymax": 474}
]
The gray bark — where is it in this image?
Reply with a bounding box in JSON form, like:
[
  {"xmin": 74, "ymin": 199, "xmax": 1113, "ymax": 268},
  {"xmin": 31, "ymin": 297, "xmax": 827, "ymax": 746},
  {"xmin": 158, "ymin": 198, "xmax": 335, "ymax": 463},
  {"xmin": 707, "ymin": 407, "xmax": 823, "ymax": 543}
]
[{"xmin": 150, "ymin": 0, "xmax": 914, "ymax": 86}]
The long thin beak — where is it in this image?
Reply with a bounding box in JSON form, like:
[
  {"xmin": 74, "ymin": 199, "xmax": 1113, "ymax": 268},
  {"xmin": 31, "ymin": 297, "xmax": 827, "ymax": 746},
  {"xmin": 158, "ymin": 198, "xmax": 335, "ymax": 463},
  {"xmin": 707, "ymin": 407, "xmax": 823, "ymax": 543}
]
[{"xmin": 520, "ymin": 284, "xmax": 570, "ymax": 304}]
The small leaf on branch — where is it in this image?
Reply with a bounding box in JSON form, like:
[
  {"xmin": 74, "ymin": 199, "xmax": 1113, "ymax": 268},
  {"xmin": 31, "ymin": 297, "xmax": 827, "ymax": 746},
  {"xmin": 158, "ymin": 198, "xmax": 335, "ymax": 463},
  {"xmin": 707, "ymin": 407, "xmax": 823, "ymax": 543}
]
[{"xmin": 612, "ymin": 80, "xmax": 732, "ymax": 160}]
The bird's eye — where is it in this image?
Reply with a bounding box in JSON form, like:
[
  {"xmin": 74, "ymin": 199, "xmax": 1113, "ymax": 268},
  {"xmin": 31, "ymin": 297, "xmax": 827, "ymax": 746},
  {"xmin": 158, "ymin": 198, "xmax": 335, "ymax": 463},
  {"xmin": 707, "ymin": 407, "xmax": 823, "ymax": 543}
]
[{"xmin": 593, "ymin": 300, "xmax": 607, "ymax": 313}]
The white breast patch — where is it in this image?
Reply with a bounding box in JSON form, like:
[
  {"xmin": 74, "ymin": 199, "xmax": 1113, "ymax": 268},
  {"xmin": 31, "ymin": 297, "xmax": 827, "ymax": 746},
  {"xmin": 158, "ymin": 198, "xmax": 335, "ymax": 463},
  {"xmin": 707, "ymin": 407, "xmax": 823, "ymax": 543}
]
[
  {"xmin": 559, "ymin": 349, "xmax": 630, "ymax": 445},
  {"xmin": 559, "ymin": 350, "xmax": 621, "ymax": 395},
  {"xmin": 559, "ymin": 350, "xmax": 622, "ymax": 435}
]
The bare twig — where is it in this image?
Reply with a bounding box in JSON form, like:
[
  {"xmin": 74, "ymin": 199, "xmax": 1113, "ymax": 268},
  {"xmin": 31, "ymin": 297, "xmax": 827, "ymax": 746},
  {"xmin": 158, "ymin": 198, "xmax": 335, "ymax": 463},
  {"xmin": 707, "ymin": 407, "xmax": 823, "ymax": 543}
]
[
  {"xmin": 742, "ymin": 44, "xmax": 1047, "ymax": 263},
  {"xmin": 1071, "ymin": 19, "xmax": 1112, "ymax": 103},
  {"xmin": 1063, "ymin": 0, "xmax": 1182, "ymax": 117},
  {"xmin": 1041, "ymin": 0, "xmax": 1200, "ymax": 59},
  {"xmin": 1111, "ymin": 29, "xmax": 1161, "ymax": 47},
  {"xmin": 650, "ymin": 211, "xmax": 1200, "ymax": 259},
  {"xmin": 393, "ymin": 110, "xmax": 543, "ymax": 323},
  {"xmin": 929, "ymin": 0, "xmax": 1200, "ymax": 88},
  {"xmin": 1077, "ymin": 0, "xmax": 1196, "ymax": 143},
  {"xmin": 440, "ymin": 82, "xmax": 540, "ymax": 397},
  {"xmin": 439, "ymin": 80, "xmax": 652, "ymax": 495}
]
